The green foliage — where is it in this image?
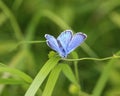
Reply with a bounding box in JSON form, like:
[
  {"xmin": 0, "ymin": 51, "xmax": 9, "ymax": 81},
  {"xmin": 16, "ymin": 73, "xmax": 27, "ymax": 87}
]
[
  {"xmin": 0, "ymin": 64, "xmax": 32, "ymax": 84},
  {"xmin": 25, "ymin": 55, "xmax": 60, "ymax": 96},
  {"xmin": 0, "ymin": 0, "xmax": 120, "ymax": 96}
]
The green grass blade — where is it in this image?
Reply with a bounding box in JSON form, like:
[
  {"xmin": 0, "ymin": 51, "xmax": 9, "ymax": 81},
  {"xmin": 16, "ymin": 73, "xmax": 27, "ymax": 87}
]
[
  {"xmin": 0, "ymin": 67, "xmax": 32, "ymax": 83},
  {"xmin": 0, "ymin": 12, "xmax": 7, "ymax": 26},
  {"xmin": 25, "ymin": 56, "xmax": 60, "ymax": 96},
  {"xmin": 0, "ymin": 0, "xmax": 23, "ymax": 41},
  {"xmin": 42, "ymin": 64, "xmax": 62, "ymax": 96},
  {"xmin": 12, "ymin": 0, "xmax": 23, "ymax": 11},
  {"xmin": 0, "ymin": 79, "xmax": 26, "ymax": 85},
  {"xmin": 61, "ymin": 64, "xmax": 78, "ymax": 85},
  {"xmin": 92, "ymin": 51, "xmax": 120, "ymax": 96},
  {"xmin": 42, "ymin": 10, "xmax": 71, "ymax": 30}
]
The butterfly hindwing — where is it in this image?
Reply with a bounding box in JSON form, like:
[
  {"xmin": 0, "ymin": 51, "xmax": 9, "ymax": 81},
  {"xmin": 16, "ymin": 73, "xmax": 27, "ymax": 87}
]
[{"xmin": 67, "ymin": 32, "xmax": 87, "ymax": 54}]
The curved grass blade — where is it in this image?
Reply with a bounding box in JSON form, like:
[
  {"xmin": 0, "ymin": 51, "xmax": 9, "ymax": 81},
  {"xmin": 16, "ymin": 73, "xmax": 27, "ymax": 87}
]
[
  {"xmin": 0, "ymin": 67, "xmax": 32, "ymax": 83},
  {"xmin": 0, "ymin": 79, "xmax": 26, "ymax": 85},
  {"xmin": 42, "ymin": 64, "xmax": 62, "ymax": 96},
  {"xmin": 25, "ymin": 56, "xmax": 60, "ymax": 96},
  {"xmin": 0, "ymin": 0, "xmax": 23, "ymax": 41},
  {"xmin": 61, "ymin": 63, "xmax": 78, "ymax": 86},
  {"xmin": 92, "ymin": 51, "xmax": 120, "ymax": 96}
]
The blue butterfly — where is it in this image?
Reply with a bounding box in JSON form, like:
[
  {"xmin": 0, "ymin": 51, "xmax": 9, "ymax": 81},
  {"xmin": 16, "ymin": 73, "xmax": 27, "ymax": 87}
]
[{"xmin": 45, "ymin": 30, "xmax": 87, "ymax": 58}]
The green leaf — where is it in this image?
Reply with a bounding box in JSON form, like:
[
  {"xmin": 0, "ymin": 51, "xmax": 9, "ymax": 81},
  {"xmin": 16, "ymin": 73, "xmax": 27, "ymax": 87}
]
[
  {"xmin": 42, "ymin": 64, "xmax": 62, "ymax": 96},
  {"xmin": 25, "ymin": 55, "xmax": 60, "ymax": 96},
  {"xmin": 61, "ymin": 64, "xmax": 78, "ymax": 85},
  {"xmin": 0, "ymin": 66, "xmax": 32, "ymax": 83},
  {"xmin": 0, "ymin": 78, "xmax": 26, "ymax": 85}
]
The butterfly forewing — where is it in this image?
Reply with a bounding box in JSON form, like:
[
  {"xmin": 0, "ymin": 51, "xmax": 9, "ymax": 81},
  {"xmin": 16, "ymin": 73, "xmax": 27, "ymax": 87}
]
[
  {"xmin": 57, "ymin": 30, "xmax": 72, "ymax": 52},
  {"xmin": 67, "ymin": 32, "xmax": 87, "ymax": 54},
  {"xmin": 45, "ymin": 34, "xmax": 61, "ymax": 52}
]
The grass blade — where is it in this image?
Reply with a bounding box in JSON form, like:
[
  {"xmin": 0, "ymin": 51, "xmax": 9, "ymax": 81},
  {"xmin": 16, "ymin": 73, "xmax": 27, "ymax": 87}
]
[
  {"xmin": 42, "ymin": 64, "xmax": 62, "ymax": 96},
  {"xmin": 92, "ymin": 51, "xmax": 120, "ymax": 96},
  {"xmin": 25, "ymin": 56, "xmax": 60, "ymax": 96},
  {"xmin": 0, "ymin": 79, "xmax": 26, "ymax": 85},
  {"xmin": 61, "ymin": 64, "xmax": 78, "ymax": 85},
  {"xmin": 0, "ymin": 67, "xmax": 32, "ymax": 83}
]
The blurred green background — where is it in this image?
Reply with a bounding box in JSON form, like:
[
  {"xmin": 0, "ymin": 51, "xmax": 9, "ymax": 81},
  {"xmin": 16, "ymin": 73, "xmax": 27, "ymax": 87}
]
[{"xmin": 0, "ymin": 0, "xmax": 120, "ymax": 96}]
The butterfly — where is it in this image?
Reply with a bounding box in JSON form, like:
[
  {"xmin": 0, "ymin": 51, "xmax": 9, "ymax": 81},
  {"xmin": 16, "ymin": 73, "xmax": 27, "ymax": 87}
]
[{"xmin": 45, "ymin": 30, "xmax": 87, "ymax": 58}]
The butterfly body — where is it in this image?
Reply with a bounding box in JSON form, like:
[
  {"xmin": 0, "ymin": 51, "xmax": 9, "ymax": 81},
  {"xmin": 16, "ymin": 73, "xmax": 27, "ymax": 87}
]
[{"xmin": 45, "ymin": 30, "xmax": 87, "ymax": 58}]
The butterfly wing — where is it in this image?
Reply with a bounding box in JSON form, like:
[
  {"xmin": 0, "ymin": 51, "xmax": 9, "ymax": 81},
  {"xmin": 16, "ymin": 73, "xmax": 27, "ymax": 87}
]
[
  {"xmin": 45, "ymin": 34, "xmax": 66, "ymax": 57},
  {"xmin": 67, "ymin": 32, "xmax": 87, "ymax": 54},
  {"xmin": 57, "ymin": 30, "xmax": 72, "ymax": 52},
  {"xmin": 45, "ymin": 34, "xmax": 61, "ymax": 52}
]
